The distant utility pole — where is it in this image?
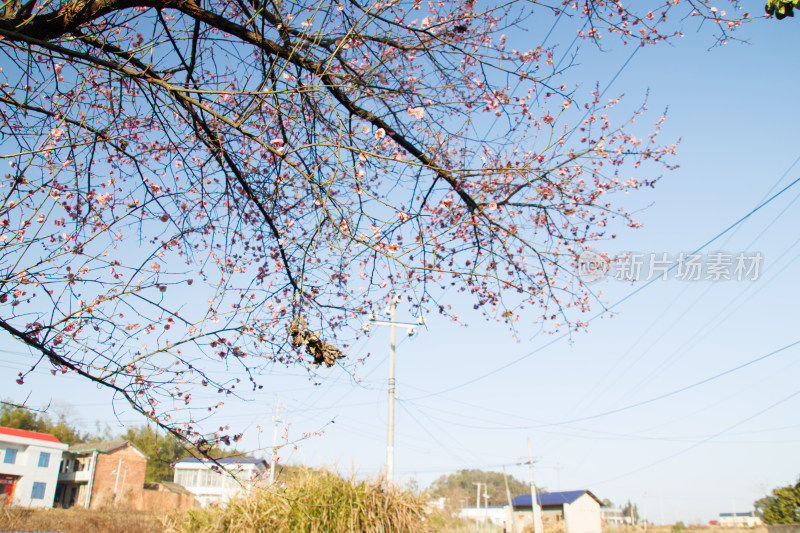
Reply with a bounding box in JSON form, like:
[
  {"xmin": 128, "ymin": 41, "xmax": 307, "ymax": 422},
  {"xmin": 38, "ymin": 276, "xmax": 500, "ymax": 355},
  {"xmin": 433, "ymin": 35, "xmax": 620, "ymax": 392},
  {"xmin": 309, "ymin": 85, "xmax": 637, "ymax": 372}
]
[
  {"xmin": 523, "ymin": 438, "xmax": 543, "ymax": 533},
  {"xmin": 362, "ymin": 294, "xmax": 425, "ymax": 484},
  {"xmin": 111, "ymin": 458, "xmax": 128, "ymax": 506},
  {"xmin": 643, "ymin": 491, "xmax": 648, "ymax": 532},
  {"xmin": 113, "ymin": 457, "xmax": 122, "ymax": 498},
  {"xmin": 473, "ymin": 482, "xmax": 484, "ymax": 532},
  {"xmin": 556, "ymin": 463, "xmax": 562, "ymax": 491},
  {"xmin": 503, "ymin": 466, "xmax": 519, "ymax": 533},
  {"xmin": 484, "ymin": 488, "xmax": 490, "ymax": 528},
  {"xmin": 269, "ymin": 396, "xmax": 281, "ymax": 485}
]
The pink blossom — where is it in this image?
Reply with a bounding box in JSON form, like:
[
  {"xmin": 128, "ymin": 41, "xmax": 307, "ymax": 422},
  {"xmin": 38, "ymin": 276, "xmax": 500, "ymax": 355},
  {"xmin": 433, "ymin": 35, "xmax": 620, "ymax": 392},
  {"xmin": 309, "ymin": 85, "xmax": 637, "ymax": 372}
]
[
  {"xmin": 375, "ymin": 128, "xmax": 386, "ymax": 140},
  {"xmin": 407, "ymin": 107, "xmax": 425, "ymax": 119}
]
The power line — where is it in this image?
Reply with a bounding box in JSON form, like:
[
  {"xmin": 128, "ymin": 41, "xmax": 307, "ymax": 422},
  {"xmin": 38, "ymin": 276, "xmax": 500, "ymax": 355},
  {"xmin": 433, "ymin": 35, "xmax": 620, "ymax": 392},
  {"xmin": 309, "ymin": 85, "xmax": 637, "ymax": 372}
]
[
  {"xmin": 570, "ymin": 157, "xmax": 800, "ymax": 415},
  {"xmin": 400, "ymin": 335, "xmax": 800, "ymax": 432},
  {"xmin": 410, "ymin": 171, "xmax": 800, "ymax": 400},
  {"xmin": 590, "ymin": 386, "xmax": 800, "ymax": 486}
]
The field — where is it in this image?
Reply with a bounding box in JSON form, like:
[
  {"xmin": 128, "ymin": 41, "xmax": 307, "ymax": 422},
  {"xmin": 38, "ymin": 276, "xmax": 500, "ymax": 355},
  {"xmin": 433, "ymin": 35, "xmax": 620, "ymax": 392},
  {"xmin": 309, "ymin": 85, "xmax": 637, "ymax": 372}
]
[
  {"xmin": 0, "ymin": 468, "xmax": 435, "ymax": 532},
  {"xmin": 0, "ymin": 504, "xmax": 771, "ymax": 533},
  {"xmin": 0, "ymin": 507, "xmax": 165, "ymax": 533},
  {"xmin": 640, "ymin": 527, "xmax": 767, "ymax": 533}
]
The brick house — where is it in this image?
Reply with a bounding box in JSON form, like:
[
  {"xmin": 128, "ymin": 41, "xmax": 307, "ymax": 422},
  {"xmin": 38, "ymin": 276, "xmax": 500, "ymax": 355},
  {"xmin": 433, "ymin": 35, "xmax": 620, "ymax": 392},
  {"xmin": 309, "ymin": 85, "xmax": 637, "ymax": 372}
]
[
  {"xmin": 55, "ymin": 440, "xmax": 147, "ymax": 509},
  {"xmin": 0, "ymin": 426, "xmax": 69, "ymax": 507}
]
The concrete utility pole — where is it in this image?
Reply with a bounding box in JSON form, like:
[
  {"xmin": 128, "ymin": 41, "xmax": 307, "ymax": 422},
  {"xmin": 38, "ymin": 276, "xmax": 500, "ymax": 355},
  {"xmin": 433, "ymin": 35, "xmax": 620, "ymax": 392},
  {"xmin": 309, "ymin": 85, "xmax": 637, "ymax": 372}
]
[
  {"xmin": 503, "ymin": 466, "xmax": 519, "ymax": 533},
  {"xmin": 362, "ymin": 295, "xmax": 425, "ymax": 484},
  {"xmin": 269, "ymin": 396, "xmax": 281, "ymax": 485},
  {"xmin": 484, "ymin": 488, "xmax": 490, "ymax": 528},
  {"xmin": 112, "ymin": 457, "xmax": 122, "ymax": 503},
  {"xmin": 526, "ymin": 438, "xmax": 543, "ymax": 533},
  {"xmin": 556, "ymin": 463, "xmax": 562, "ymax": 491},
  {"xmin": 629, "ymin": 500, "xmax": 635, "ymax": 527},
  {"xmin": 473, "ymin": 482, "xmax": 483, "ymax": 532},
  {"xmin": 643, "ymin": 492, "xmax": 648, "ymax": 532},
  {"xmin": 120, "ymin": 465, "xmax": 128, "ymax": 499},
  {"xmin": 386, "ymin": 295, "xmax": 398, "ymax": 485}
]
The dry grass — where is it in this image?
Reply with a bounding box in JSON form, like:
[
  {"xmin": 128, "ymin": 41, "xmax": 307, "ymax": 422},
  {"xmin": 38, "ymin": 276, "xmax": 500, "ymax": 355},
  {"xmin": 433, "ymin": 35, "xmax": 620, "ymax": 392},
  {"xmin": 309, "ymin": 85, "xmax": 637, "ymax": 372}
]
[
  {"xmin": 4, "ymin": 503, "xmax": 768, "ymax": 533},
  {"xmin": 0, "ymin": 506, "xmax": 164, "ymax": 533},
  {"xmin": 647, "ymin": 527, "xmax": 767, "ymax": 533},
  {"xmin": 606, "ymin": 526, "xmax": 768, "ymax": 533},
  {"xmin": 165, "ymin": 468, "xmax": 428, "ymax": 533}
]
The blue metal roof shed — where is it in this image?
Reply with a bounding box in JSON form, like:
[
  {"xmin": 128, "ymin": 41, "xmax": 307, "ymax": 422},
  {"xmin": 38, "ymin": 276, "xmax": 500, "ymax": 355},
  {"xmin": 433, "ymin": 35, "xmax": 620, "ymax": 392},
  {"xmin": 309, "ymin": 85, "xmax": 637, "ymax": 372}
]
[{"xmin": 512, "ymin": 490, "xmax": 602, "ymax": 508}]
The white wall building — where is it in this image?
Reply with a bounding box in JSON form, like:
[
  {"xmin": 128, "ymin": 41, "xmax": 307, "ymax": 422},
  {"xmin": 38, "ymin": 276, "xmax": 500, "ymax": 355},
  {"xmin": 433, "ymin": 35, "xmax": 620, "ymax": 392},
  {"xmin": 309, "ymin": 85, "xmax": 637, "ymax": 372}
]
[
  {"xmin": 601, "ymin": 507, "xmax": 627, "ymax": 526},
  {"xmin": 511, "ymin": 490, "xmax": 603, "ymax": 533},
  {"xmin": 459, "ymin": 506, "xmax": 508, "ymax": 525},
  {"xmin": 173, "ymin": 457, "xmax": 268, "ymax": 507},
  {"xmin": 719, "ymin": 512, "xmax": 762, "ymax": 527},
  {"xmin": 0, "ymin": 426, "xmax": 69, "ymax": 508}
]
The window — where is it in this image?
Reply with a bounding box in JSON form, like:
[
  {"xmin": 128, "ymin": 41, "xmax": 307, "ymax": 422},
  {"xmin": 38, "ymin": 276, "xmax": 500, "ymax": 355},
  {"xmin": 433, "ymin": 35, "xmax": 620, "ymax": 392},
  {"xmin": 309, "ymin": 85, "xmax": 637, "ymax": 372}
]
[
  {"xmin": 38, "ymin": 452, "xmax": 50, "ymax": 468},
  {"xmin": 3, "ymin": 448, "xmax": 17, "ymax": 464},
  {"xmin": 175, "ymin": 469, "xmax": 198, "ymax": 487},
  {"xmin": 199, "ymin": 469, "xmax": 219, "ymax": 487},
  {"xmin": 31, "ymin": 482, "xmax": 46, "ymax": 500},
  {"xmin": 205, "ymin": 470, "xmax": 222, "ymax": 488}
]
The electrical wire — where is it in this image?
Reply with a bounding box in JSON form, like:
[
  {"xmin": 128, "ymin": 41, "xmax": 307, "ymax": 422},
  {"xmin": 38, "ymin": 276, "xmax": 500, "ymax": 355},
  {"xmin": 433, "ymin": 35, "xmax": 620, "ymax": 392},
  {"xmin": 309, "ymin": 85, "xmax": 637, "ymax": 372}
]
[
  {"xmin": 589, "ymin": 386, "xmax": 800, "ymax": 486},
  {"xmin": 409, "ymin": 172, "xmax": 800, "ymax": 400}
]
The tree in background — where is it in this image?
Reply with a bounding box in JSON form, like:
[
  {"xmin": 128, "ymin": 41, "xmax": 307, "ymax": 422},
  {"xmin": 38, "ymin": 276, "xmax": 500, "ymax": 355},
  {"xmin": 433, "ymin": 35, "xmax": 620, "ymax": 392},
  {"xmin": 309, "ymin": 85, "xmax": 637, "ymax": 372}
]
[
  {"xmin": 0, "ymin": 403, "xmax": 257, "ymax": 481},
  {"xmin": 0, "ymin": 0, "xmax": 749, "ymax": 449},
  {"xmin": 755, "ymin": 478, "xmax": 800, "ymax": 525},
  {"xmin": 621, "ymin": 500, "xmax": 640, "ymax": 525},
  {"xmin": 0, "ymin": 402, "xmax": 86, "ymax": 444},
  {"xmin": 123, "ymin": 424, "xmax": 257, "ymax": 482},
  {"xmin": 427, "ymin": 469, "xmax": 529, "ymax": 512},
  {"xmin": 122, "ymin": 424, "xmax": 190, "ymax": 483}
]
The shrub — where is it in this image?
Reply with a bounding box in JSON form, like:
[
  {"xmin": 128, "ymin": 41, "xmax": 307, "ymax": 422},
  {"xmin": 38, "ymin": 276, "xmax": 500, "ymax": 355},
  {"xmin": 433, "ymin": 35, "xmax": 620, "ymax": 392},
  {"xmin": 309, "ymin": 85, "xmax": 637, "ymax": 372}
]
[
  {"xmin": 672, "ymin": 521, "xmax": 686, "ymax": 533},
  {"xmin": 165, "ymin": 468, "xmax": 428, "ymax": 533}
]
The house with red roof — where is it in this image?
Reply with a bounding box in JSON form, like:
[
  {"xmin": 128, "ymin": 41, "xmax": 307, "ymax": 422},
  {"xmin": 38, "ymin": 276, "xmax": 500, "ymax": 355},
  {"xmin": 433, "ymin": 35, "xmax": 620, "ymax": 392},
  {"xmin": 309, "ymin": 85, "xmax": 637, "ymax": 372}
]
[{"xmin": 0, "ymin": 426, "xmax": 69, "ymax": 507}]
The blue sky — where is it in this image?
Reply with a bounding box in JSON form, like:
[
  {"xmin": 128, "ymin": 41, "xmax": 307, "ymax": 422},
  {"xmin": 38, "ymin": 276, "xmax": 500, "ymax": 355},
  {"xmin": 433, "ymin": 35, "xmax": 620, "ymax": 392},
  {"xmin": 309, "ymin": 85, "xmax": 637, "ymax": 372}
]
[{"xmin": 3, "ymin": 7, "xmax": 800, "ymax": 524}]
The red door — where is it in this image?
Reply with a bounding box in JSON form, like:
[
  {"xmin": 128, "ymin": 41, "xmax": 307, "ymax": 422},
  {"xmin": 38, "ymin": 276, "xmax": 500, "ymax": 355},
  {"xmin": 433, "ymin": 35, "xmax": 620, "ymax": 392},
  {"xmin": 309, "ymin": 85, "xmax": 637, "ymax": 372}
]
[{"xmin": 0, "ymin": 474, "xmax": 17, "ymax": 505}]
